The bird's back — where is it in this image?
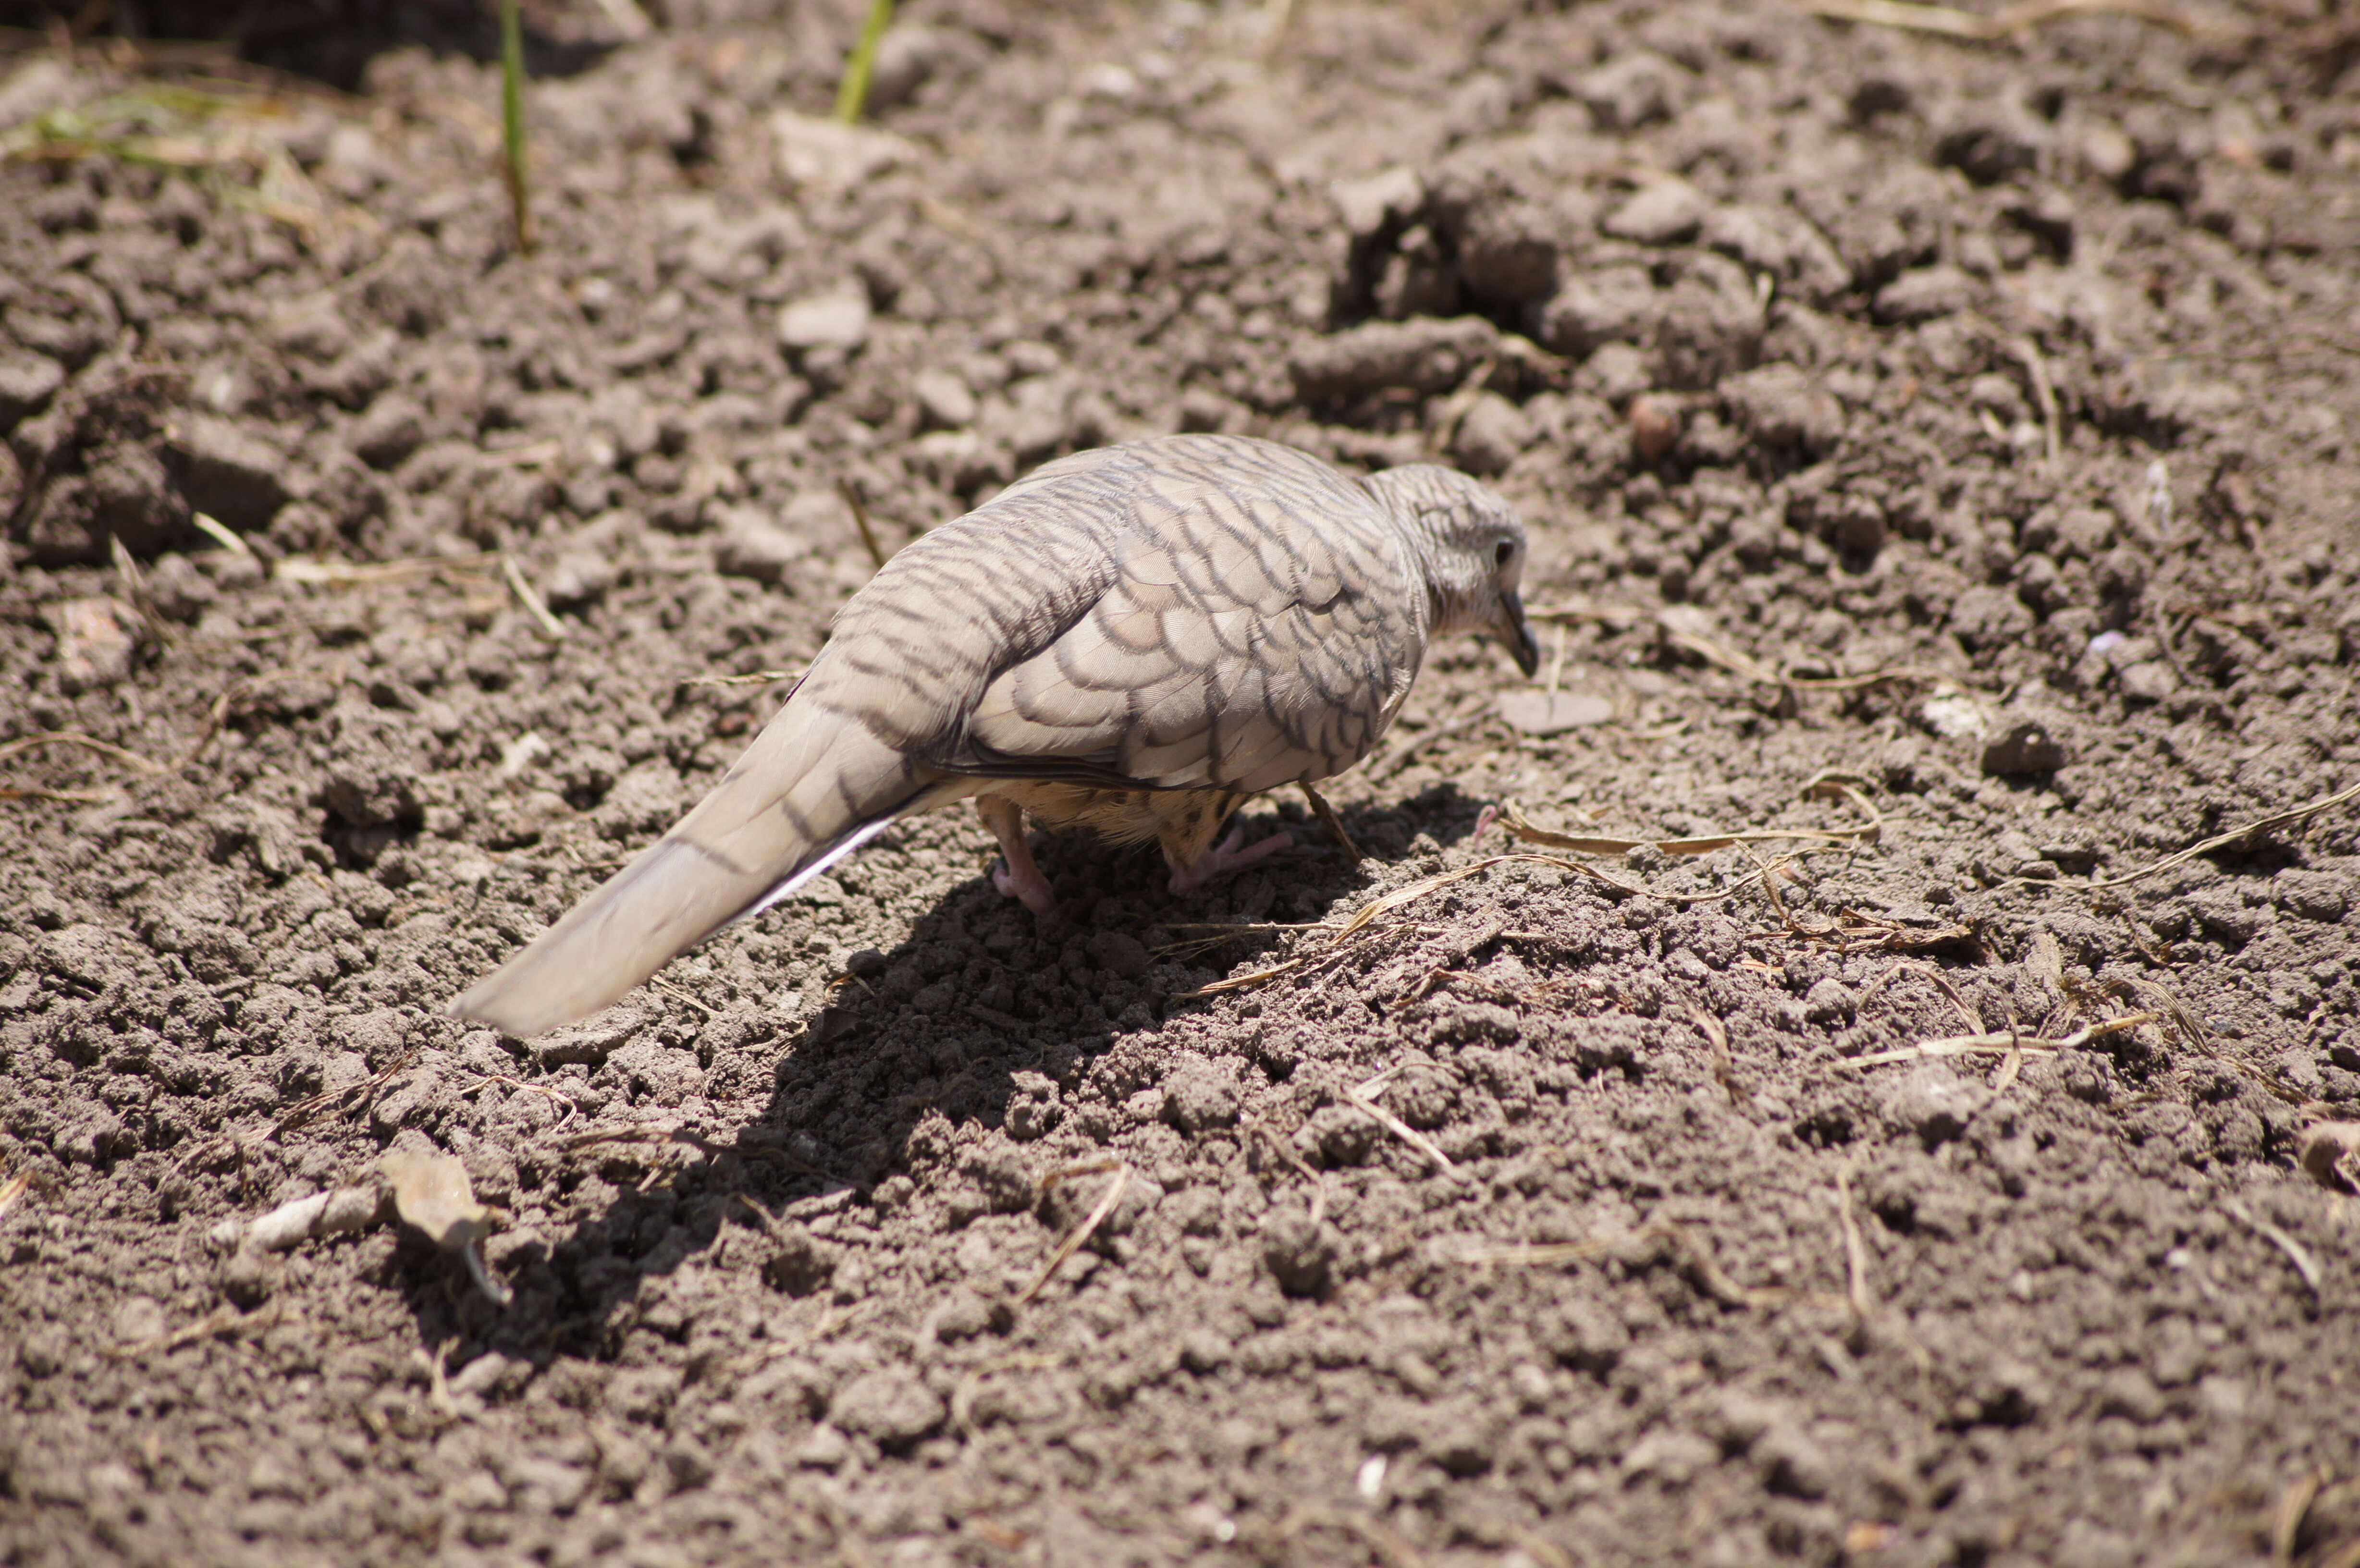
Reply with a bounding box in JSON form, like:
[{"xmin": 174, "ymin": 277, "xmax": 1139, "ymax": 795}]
[{"xmin": 810, "ymin": 433, "xmax": 1429, "ymax": 794}]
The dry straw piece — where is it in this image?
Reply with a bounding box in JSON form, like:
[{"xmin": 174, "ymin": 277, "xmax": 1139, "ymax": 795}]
[
  {"xmin": 1494, "ymin": 785, "xmax": 1881, "ymax": 859},
  {"xmin": 1342, "ymin": 1069, "xmax": 1460, "ymax": 1178},
  {"xmin": 838, "ymin": 479, "xmax": 890, "ymax": 570},
  {"xmin": 1523, "ymin": 599, "xmax": 1949, "ymax": 707},
  {"xmin": 1991, "ymin": 777, "xmax": 2360, "ymax": 894},
  {"xmin": 1020, "ymin": 1162, "xmax": 1132, "ymax": 1304},
  {"xmin": 1174, "ymin": 838, "xmax": 1806, "ymax": 1001},
  {"xmin": 1800, "ymin": 0, "xmax": 2202, "ymax": 39},
  {"xmin": 1835, "ymin": 1164, "xmax": 1874, "ymax": 1322},
  {"xmin": 1832, "ymin": 1011, "xmax": 2158, "ymax": 1069},
  {"xmin": 501, "ymin": 551, "xmax": 569, "ymax": 642},
  {"xmin": 2222, "ymin": 1198, "xmax": 2324, "ymax": 1299},
  {"xmin": 0, "ymin": 731, "xmax": 167, "ymax": 776}
]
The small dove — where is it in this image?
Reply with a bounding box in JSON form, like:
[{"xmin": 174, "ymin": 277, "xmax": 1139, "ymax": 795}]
[{"xmin": 453, "ymin": 433, "xmax": 1536, "ymax": 1037}]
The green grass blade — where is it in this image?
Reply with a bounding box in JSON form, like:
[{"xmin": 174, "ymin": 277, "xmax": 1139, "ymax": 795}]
[
  {"xmin": 499, "ymin": 0, "xmax": 533, "ymax": 254},
  {"xmin": 834, "ymin": 0, "xmax": 896, "ymax": 125}
]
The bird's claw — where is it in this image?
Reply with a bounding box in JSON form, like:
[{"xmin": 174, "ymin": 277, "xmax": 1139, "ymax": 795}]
[
  {"xmin": 993, "ymin": 856, "xmax": 1057, "ymax": 917},
  {"xmin": 1168, "ymin": 824, "xmax": 1294, "ymax": 896}
]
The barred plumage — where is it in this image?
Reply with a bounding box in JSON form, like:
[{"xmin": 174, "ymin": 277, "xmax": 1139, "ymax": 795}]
[{"xmin": 451, "ymin": 433, "xmax": 1536, "ymax": 1037}]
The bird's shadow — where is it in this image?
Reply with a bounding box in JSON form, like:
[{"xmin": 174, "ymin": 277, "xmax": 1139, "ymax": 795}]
[{"xmin": 384, "ymin": 782, "xmax": 1493, "ymax": 1368}]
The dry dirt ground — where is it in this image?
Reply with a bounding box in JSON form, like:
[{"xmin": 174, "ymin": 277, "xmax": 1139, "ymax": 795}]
[{"xmin": 3, "ymin": 0, "xmax": 2359, "ymax": 1564}]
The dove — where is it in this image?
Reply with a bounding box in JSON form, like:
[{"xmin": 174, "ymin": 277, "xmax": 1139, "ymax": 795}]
[{"xmin": 452, "ymin": 432, "xmax": 1537, "ymax": 1037}]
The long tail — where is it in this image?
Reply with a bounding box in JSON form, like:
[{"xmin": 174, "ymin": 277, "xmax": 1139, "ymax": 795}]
[{"xmin": 449, "ymin": 702, "xmax": 946, "ymax": 1038}]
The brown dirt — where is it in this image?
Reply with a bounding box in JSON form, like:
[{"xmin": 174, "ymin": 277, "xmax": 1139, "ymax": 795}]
[{"xmin": 3, "ymin": 2, "xmax": 2359, "ymax": 1564}]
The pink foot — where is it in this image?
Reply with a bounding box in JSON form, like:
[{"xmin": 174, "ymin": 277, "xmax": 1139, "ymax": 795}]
[
  {"xmin": 979, "ymin": 797, "xmax": 1056, "ymax": 916},
  {"xmin": 1168, "ymin": 823, "xmax": 1294, "ymax": 896},
  {"xmin": 992, "ymin": 853, "xmax": 1056, "ymax": 917}
]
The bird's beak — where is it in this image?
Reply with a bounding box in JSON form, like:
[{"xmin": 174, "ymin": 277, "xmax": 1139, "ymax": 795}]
[{"xmin": 1497, "ymin": 590, "xmax": 1540, "ymax": 678}]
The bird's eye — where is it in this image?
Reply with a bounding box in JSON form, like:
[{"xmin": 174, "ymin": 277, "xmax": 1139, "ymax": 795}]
[{"xmin": 1494, "ymin": 541, "xmax": 1515, "ymax": 567}]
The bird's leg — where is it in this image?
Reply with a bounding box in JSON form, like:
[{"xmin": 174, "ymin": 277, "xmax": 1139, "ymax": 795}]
[
  {"xmin": 1167, "ymin": 821, "xmax": 1294, "ymax": 896},
  {"xmin": 1298, "ymin": 779, "xmax": 1362, "ymax": 863},
  {"xmin": 977, "ymin": 796, "xmax": 1055, "ymax": 916}
]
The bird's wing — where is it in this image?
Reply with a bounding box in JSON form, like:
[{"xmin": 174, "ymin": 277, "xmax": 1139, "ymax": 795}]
[{"xmin": 951, "ymin": 434, "xmax": 1427, "ymax": 795}]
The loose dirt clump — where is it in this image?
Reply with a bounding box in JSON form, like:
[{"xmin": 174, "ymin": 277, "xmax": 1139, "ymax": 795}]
[{"xmin": 2, "ymin": 2, "xmax": 2356, "ymax": 1565}]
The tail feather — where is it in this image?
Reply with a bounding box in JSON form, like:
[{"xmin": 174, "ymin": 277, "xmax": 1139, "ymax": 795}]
[{"xmin": 450, "ymin": 705, "xmax": 941, "ymax": 1038}]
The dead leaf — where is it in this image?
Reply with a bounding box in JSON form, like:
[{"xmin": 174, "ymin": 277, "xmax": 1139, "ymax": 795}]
[
  {"xmin": 381, "ymin": 1151, "xmax": 492, "ymax": 1250},
  {"xmin": 1498, "ymin": 689, "xmax": 1615, "ymax": 735}
]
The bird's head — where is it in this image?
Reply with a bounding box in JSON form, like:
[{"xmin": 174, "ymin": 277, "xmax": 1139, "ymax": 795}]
[{"xmin": 1365, "ymin": 463, "xmax": 1540, "ymax": 678}]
